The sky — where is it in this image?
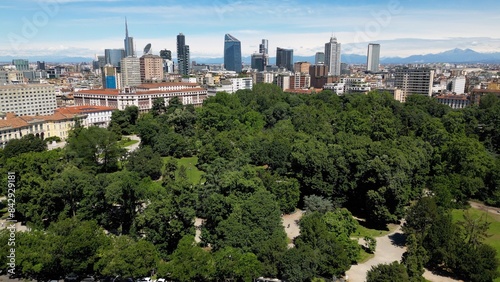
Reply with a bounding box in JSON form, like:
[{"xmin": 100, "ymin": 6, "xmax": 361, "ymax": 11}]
[{"xmin": 1, "ymin": 0, "xmax": 500, "ymax": 60}]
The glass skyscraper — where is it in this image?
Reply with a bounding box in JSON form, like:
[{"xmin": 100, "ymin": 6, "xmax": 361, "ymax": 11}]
[
  {"xmin": 224, "ymin": 34, "xmax": 242, "ymax": 73},
  {"xmin": 124, "ymin": 18, "xmax": 134, "ymax": 57},
  {"xmin": 177, "ymin": 33, "xmax": 190, "ymax": 75},
  {"xmin": 276, "ymin": 47, "xmax": 293, "ymax": 72},
  {"xmin": 104, "ymin": 49, "xmax": 125, "ymax": 67}
]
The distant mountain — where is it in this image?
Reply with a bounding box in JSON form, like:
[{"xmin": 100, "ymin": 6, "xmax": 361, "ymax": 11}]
[
  {"xmin": 381, "ymin": 48, "xmax": 500, "ymax": 64},
  {"xmin": 3, "ymin": 48, "xmax": 500, "ymax": 65}
]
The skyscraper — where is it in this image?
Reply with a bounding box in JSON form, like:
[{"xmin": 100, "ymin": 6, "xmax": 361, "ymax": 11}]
[
  {"xmin": 276, "ymin": 48, "xmax": 293, "ymax": 72},
  {"xmin": 224, "ymin": 34, "xmax": 242, "ymax": 73},
  {"xmin": 367, "ymin": 43, "xmax": 381, "ymax": 73},
  {"xmin": 177, "ymin": 33, "xmax": 190, "ymax": 75},
  {"xmin": 124, "ymin": 18, "xmax": 135, "ymax": 57},
  {"xmin": 251, "ymin": 53, "xmax": 266, "ymax": 71},
  {"xmin": 325, "ymin": 37, "xmax": 341, "ymax": 76},
  {"xmin": 315, "ymin": 52, "xmax": 325, "ymax": 65},
  {"xmin": 105, "ymin": 49, "xmax": 125, "ymax": 67},
  {"xmin": 160, "ymin": 49, "xmax": 172, "ymax": 61},
  {"xmin": 259, "ymin": 39, "xmax": 268, "ymax": 55}
]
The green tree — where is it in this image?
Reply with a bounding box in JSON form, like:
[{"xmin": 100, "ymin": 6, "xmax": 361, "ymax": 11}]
[
  {"xmin": 164, "ymin": 235, "xmax": 215, "ymax": 282},
  {"xmin": 3, "ymin": 133, "xmax": 47, "ymax": 159},
  {"xmin": 366, "ymin": 261, "xmax": 410, "ymax": 282},
  {"xmin": 95, "ymin": 236, "xmax": 159, "ymax": 278},
  {"xmin": 125, "ymin": 146, "xmax": 163, "ymax": 180},
  {"xmin": 213, "ymin": 247, "xmax": 263, "ymax": 282}
]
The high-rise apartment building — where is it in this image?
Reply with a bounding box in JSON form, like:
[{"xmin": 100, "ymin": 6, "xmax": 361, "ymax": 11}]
[
  {"xmin": 140, "ymin": 54, "xmax": 164, "ymax": 82},
  {"xmin": 367, "ymin": 43, "xmax": 381, "ymax": 73},
  {"xmin": 224, "ymin": 34, "xmax": 242, "ymax": 73},
  {"xmin": 120, "ymin": 57, "xmax": 141, "ymax": 88},
  {"xmin": 394, "ymin": 67, "xmax": 435, "ymax": 102},
  {"xmin": 0, "ymin": 84, "xmax": 56, "ymax": 116},
  {"xmin": 177, "ymin": 33, "xmax": 190, "ymax": 75},
  {"xmin": 124, "ymin": 18, "xmax": 135, "ymax": 57},
  {"xmin": 325, "ymin": 37, "xmax": 341, "ymax": 76},
  {"xmin": 315, "ymin": 52, "xmax": 325, "ymax": 65},
  {"xmin": 276, "ymin": 48, "xmax": 294, "ymax": 72},
  {"xmin": 105, "ymin": 49, "xmax": 125, "ymax": 67},
  {"xmin": 294, "ymin": 62, "xmax": 311, "ymax": 74}
]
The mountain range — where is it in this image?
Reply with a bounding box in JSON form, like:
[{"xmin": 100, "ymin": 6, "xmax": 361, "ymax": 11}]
[{"xmin": 1, "ymin": 48, "xmax": 500, "ymax": 65}]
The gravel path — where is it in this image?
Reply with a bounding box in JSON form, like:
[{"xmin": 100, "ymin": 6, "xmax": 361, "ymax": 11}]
[
  {"xmin": 345, "ymin": 224, "xmax": 406, "ymax": 282},
  {"xmin": 281, "ymin": 210, "xmax": 303, "ymax": 247}
]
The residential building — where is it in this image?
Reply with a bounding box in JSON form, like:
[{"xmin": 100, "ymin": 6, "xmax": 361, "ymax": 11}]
[
  {"xmin": 0, "ymin": 84, "xmax": 56, "ymax": 116},
  {"xmin": 309, "ymin": 64, "xmax": 334, "ymax": 88},
  {"xmin": 124, "ymin": 18, "xmax": 135, "ymax": 57},
  {"xmin": 276, "ymin": 48, "xmax": 293, "ymax": 72},
  {"xmin": 367, "ymin": 43, "xmax": 381, "ymax": 73},
  {"xmin": 447, "ymin": 76, "xmax": 466, "ymax": 94},
  {"xmin": 276, "ymin": 74, "xmax": 291, "ymax": 91},
  {"xmin": 0, "ymin": 71, "xmax": 24, "ymax": 84},
  {"xmin": 140, "ymin": 54, "xmax": 164, "ymax": 82},
  {"xmin": 436, "ymin": 94, "xmax": 470, "ymax": 109},
  {"xmin": 255, "ymin": 72, "xmax": 275, "ymax": 84},
  {"xmin": 293, "ymin": 62, "xmax": 310, "ymax": 74},
  {"xmin": 177, "ymin": 33, "xmax": 190, "ymax": 75},
  {"xmin": 207, "ymin": 77, "xmax": 252, "ymax": 96},
  {"xmin": 74, "ymin": 82, "xmax": 207, "ymax": 112},
  {"xmin": 121, "ymin": 57, "xmax": 141, "ymax": 87},
  {"xmin": 325, "ymin": 37, "xmax": 341, "ymax": 76},
  {"xmin": 224, "ymin": 34, "xmax": 242, "ymax": 73},
  {"xmin": 393, "ymin": 67, "xmax": 435, "ymax": 102},
  {"xmin": 290, "ymin": 72, "xmax": 311, "ymax": 90}
]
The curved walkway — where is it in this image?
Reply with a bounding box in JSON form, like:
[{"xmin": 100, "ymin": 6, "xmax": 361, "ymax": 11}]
[{"xmin": 345, "ymin": 224, "xmax": 406, "ymax": 282}]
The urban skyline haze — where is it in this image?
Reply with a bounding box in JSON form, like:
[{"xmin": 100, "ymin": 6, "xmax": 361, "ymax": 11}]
[{"xmin": 1, "ymin": 0, "xmax": 500, "ymax": 60}]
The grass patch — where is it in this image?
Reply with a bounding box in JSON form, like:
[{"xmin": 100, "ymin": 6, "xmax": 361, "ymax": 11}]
[
  {"xmin": 162, "ymin": 156, "xmax": 204, "ymax": 185},
  {"xmin": 352, "ymin": 221, "xmax": 398, "ymax": 238},
  {"xmin": 118, "ymin": 138, "xmax": 139, "ymax": 147},
  {"xmin": 358, "ymin": 248, "xmax": 375, "ymax": 263},
  {"xmin": 451, "ymin": 207, "xmax": 500, "ymax": 282}
]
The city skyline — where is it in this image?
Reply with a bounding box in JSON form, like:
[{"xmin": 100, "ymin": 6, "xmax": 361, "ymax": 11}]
[{"xmin": 1, "ymin": 0, "xmax": 500, "ymax": 59}]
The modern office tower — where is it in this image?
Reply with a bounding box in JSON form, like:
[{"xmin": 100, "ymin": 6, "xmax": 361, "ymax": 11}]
[
  {"xmin": 105, "ymin": 49, "xmax": 125, "ymax": 67},
  {"xmin": 177, "ymin": 33, "xmax": 190, "ymax": 75},
  {"xmin": 394, "ymin": 67, "xmax": 435, "ymax": 102},
  {"xmin": 160, "ymin": 49, "xmax": 172, "ymax": 60},
  {"xmin": 224, "ymin": 34, "xmax": 242, "ymax": 73},
  {"xmin": 276, "ymin": 47, "xmax": 294, "ymax": 72},
  {"xmin": 251, "ymin": 53, "xmax": 267, "ymax": 72},
  {"xmin": 140, "ymin": 54, "xmax": 164, "ymax": 82},
  {"xmin": 0, "ymin": 84, "xmax": 56, "ymax": 116},
  {"xmin": 259, "ymin": 39, "xmax": 268, "ymax": 55},
  {"xmin": 366, "ymin": 43, "xmax": 381, "ymax": 73},
  {"xmin": 315, "ymin": 52, "xmax": 325, "ymax": 65},
  {"xmin": 324, "ymin": 37, "xmax": 341, "ymax": 76},
  {"xmin": 120, "ymin": 57, "xmax": 141, "ymax": 87},
  {"xmin": 102, "ymin": 65, "xmax": 120, "ymax": 89},
  {"xmin": 36, "ymin": 61, "xmax": 46, "ymax": 71},
  {"xmin": 12, "ymin": 59, "xmax": 29, "ymax": 71},
  {"xmin": 293, "ymin": 61, "xmax": 310, "ymax": 74},
  {"xmin": 124, "ymin": 18, "xmax": 135, "ymax": 57}
]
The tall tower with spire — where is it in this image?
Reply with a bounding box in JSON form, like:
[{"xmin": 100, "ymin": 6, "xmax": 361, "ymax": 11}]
[{"xmin": 124, "ymin": 18, "xmax": 135, "ymax": 57}]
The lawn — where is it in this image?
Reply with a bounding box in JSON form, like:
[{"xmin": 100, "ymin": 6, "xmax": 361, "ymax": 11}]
[
  {"xmin": 451, "ymin": 207, "xmax": 500, "ymax": 282},
  {"xmin": 352, "ymin": 221, "xmax": 398, "ymax": 238},
  {"xmin": 118, "ymin": 138, "xmax": 139, "ymax": 147},
  {"xmin": 162, "ymin": 156, "xmax": 204, "ymax": 184}
]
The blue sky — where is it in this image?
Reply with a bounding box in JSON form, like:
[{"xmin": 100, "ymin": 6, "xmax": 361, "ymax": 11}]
[{"xmin": 1, "ymin": 0, "xmax": 500, "ymax": 59}]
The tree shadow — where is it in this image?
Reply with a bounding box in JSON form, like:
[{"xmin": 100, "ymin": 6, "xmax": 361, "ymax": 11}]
[
  {"xmin": 356, "ymin": 218, "xmax": 390, "ymax": 231},
  {"xmin": 388, "ymin": 232, "xmax": 406, "ymax": 247}
]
